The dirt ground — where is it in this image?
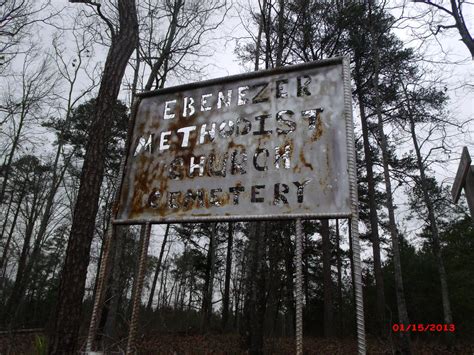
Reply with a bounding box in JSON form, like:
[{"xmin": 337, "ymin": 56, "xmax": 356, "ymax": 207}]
[{"xmin": 1, "ymin": 331, "xmax": 473, "ymax": 354}]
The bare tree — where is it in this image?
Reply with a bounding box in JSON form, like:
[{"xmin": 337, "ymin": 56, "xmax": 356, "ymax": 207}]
[
  {"xmin": 136, "ymin": 0, "xmax": 229, "ymax": 91},
  {"xmin": 411, "ymin": 0, "xmax": 474, "ymax": 59},
  {"xmin": 1, "ymin": 19, "xmax": 101, "ymax": 325},
  {"xmin": 392, "ymin": 68, "xmax": 469, "ymax": 335},
  {"xmin": 0, "ymin": 47, "xmax": 57, "ymax": 206},
  {"xmin": 0, "ymin": 0, "xmax": 57, "ymax": 70}
]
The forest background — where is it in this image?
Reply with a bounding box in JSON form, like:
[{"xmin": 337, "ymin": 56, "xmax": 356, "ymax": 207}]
[{"xmin": 0, "ymin": 0, "xmax": 473, "ymax": 353}]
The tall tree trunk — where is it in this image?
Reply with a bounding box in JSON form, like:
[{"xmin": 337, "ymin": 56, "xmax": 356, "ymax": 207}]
[
  {"xmin": 255, "ymin": 223, "xmax": 268, "ymax": 349},
  {"xmin": 48, "ymin": 1, "xmax": 138, "ymax": 352},
  {"xmin": 321, "ymin": 220, "xmax": 334, "ymax": 337},
  {"xmin": 222, "ymin": 222, "xmax": 234, "ymax": 331},
  {"xmin": 243, "ymin": 222, "xmax": 265, "ymax": 355},
  {"xmin": 0, "ymin": 190, "xmax": 14, "ymax": 240},
  {"xmin": 263, "ymin": 0, "xmax": 272, "ymax": 69},
  {"xmin": 368, "ymin": 3, "xmax": 411, "ymax": 353},
  {"xmin": 144, "ymin": 0, "xmax": 183, "ymax": 91},
  {"xmin": 348, "ymin": 223, "xmax": 355, "ymax": 301},
  {"xmin": 101, "ymin": 226, "xmax": 127, "ymax": 346},
  {"xmin": 265, "ymin": 226, "xmax": 281, "ymax": 337},
  {"xmin": 0, "ymin": 186, "xmax": 26, "ymax": 276},
  {"xmin": 303, "ymin": 232, "xmax": 310, "ymax": 306},
  {"xmin": 147, "ymin": 224, "xmax": 170, "ymax": 310},
  {"xmin": 254, "ymin": 1, "xmax": 264, "ymax": 71},
  {"xmin": 157, "ymin": 241, "xmax": 172, "ymax": 309},
  {"xmin": 201, "ymin": 223, "xmax": 217, "ymax": 332},
  {"xmin": 234, "ymin": 251, "xmax": 246, "ymax": 330},
  {"xmin": 4, "ymin": 179, "xmax": 41, "ymax": 324},
  {"xmin": 449, "ymin": 0, "xmax": 474, "ymax": 59},
  {"xmin": 354, "ymin": 62, "xmax": 386, "ymax": 334},
  {"xmin": 407, "ymin": 115, "xmax": 453, "ymax": 325},
  {"xmin": 282, "ymin": 222, "xmax": 295, "ymax": 337},
  {"xmin": 275, "ymin": 0, "xmax": 285, "ymax": 67},
  {"xmin": 0, "ymin": 105, "xmax": 27, "ymax": 205}
]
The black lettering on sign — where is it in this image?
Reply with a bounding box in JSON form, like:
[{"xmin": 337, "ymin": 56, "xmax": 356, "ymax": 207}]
[
  {"xmin": 301, "ymin": 108, "xmax": 323, "ymax": 130},
  {"xmin": 169, "ymin": 157, "xmax": 184, "ymax": 180},
  {"xmin": 210, "ymin": 188, "xmax": 223, "ymax": 207},
  {"xmin": 168, "ymin": 191, "xmax": 181, "ymax": 209},
  {"xmin": 251, "ymin": 82, "xmax": 270, "ymax": 103},
  {"xmin": 253, "ymin": 148, "xmax": 269, "ymax": 171},
  {"xmin": 148, "ymin": 190, "xmax": 161, "ymax": 208},
  {"xmin": 229, "ymin": 185, "xmax": 245, "ymax": 205},
  {"xmin": 208, "ymin": 153, "xmax": 228, "ymax": 177},
  {"xmin": 275, "ymin": 144, "xmax": 292, "ymax": 169},
  {"xmin": 183, "ymin": 189, "xmax": 205, "ymax": 208},
  {"xmin": 293, "ymin": 180, "xmax": 311, "ymax": 203},
  {"xmin": 276, "ymin": 79, "xmax": 288, "ymax": 98},
  {"xmin": 297, "ymin": 76, "xmax": 311, "ymax": 97},
  {"xmin": 236, "ymin": 117, "xmax": 251, "ymax": 136},
  {"xmin": 231, "ymin": 149, "xmax": 247, "ymax": 175},
  {"xmin": 218, "ymin": 120, "xmax": 234, "ymax": 138},
  {"xmin": 253, "ymin": 115, "xmax": 272, "ymax": 135},
  {"xmin": 251, "ymin": 185, "xmax": 265, "ymax": 203},
  {"xmin": 273, "ymin": 183, "xmax": 289, "ymax": 205},
  {"xmin": 276, "ymin": 110, "xmax": 296, "ymax": 135}
]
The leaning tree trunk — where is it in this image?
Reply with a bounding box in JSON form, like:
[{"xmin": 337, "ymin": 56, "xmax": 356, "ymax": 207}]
[
  {"xmin": 368, "ymin": 3, "xmax": 411, "ymax": 353},
  {"xmin": 48, "ymin": 1, "xmax": 138, "ymax": 353},
  {"xmin": 0, "ymin": 185, "xmax": 26, "ymax": 277}
]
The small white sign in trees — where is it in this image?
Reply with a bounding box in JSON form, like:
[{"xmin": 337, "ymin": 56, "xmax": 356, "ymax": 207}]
[{"xmin": 452, "ymin": 146, "xmax": 474, "ymax": 219}]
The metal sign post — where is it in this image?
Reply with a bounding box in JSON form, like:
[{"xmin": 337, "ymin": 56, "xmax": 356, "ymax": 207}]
[
  {"xmin": 127, "ymin": 223, "xmax": 152, "ymax": 354},
  {"xmin": 295, "ymin": 218, "xmax": 303, "ymax": 355},
  {"xmin": 85, "ymin": 223, "xmax": 115, "ymax": 352},
  {"xmin": 85, "ymin": 57, "xmax": 366, "ymax": 354},
  {"xmin": 343, "ymin": 57, "xmax": 366, "ymax": 355}
]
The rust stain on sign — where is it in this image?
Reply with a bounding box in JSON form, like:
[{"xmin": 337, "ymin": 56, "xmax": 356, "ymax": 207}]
[{"xmin": 116, "ymin": 59, "xmax": 352, "ymax": 222}]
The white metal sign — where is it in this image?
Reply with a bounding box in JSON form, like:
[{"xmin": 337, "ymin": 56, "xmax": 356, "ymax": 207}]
[{"xmin": 115, "ymin": 58, "xmax": 353, "ymax": 223}]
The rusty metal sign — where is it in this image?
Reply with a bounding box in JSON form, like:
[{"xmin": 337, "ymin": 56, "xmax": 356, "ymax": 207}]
[{"xmin": 115, "ymin": 58, "xmax": 354, "ymax": 223}]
